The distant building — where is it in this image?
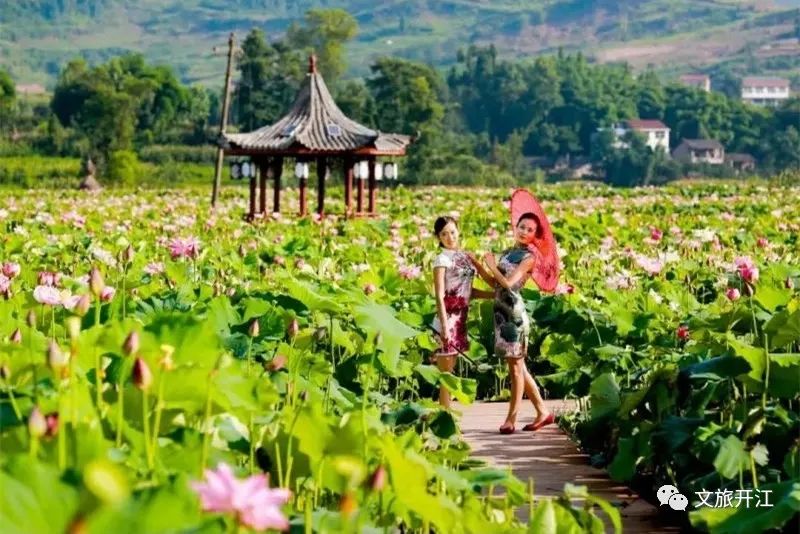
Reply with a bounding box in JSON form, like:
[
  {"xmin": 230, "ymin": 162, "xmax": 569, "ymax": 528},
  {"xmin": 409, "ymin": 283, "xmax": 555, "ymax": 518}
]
[
  {"xmin": 672, "ymin": 139, "xmax": 725, "ymax": 165},
  {"xmin": 726, "ymin": 153, "xmax": 756, "ymax": 173},
  {"xmin": 679, "ymin": 74, "xmax": 710, "ymax": 92},
  {"xmin": 604, "ymin": 119, "xmax": 670, "ymax": 153},
  {"xmin": 741, "ymin": 77, "xmax": 790, "ymax": 107},
  {"xmin": 15, "ymin": 83, "xmax": 47, "ymax": 96}
]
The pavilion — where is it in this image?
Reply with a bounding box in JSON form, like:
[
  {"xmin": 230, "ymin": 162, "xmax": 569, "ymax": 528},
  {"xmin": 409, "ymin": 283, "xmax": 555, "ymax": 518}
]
[{"xmin": 218, "ymin": 55, "xmax": 414, "ymax": 219}]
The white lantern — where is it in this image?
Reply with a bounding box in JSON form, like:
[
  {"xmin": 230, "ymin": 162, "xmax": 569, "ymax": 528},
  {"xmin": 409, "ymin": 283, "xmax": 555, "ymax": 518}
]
[
  {"xmin": 383, "ymin": 162, "xmax": 395, "ymax": 180},
  {"xmin": 231, "ymin": 162, "xmax": 241, "ymax": 180},
  {"xmin": 392, "ymin": 163, "xmax": 399, "ymax": 181},
  {"xmin": 374, "ymin": 162, "xmax": 383, "ymax": 181},
  {"xmin": 358, "ymin": 160, "xmax": 369, "ymax": 180},
  {"xmin": 295, "ymin": 162, "xmax": 309, "ymax": 180},
  {"xmin": 242, "ymin": 162, "xmax": 251, "ymax": 178},
  {"xmin": 353, "ymin": 161, "xmax": 361, "ymax": 180}
]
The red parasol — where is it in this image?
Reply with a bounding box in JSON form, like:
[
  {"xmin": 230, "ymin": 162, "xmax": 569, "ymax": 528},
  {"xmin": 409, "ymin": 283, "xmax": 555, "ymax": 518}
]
[{"xmin": 510, "ymin": 189, "xmax": 559, "ymax": 292}]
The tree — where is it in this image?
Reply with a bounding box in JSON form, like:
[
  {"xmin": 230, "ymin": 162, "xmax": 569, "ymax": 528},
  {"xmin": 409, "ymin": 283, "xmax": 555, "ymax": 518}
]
[
  {"xmin": 286, "ymin": 8, "xmax": 358, "ymax": 84},
  {"xmin": 367, "ymin": 57, "xmax": 445, "ymax": 134},
  {"xmin": 0, "ymin": 69, "xmax": 15, "ymax": 129},
  {"xmin": 235, "ymin": 29, "xmax": 304, "ymax": 132}
]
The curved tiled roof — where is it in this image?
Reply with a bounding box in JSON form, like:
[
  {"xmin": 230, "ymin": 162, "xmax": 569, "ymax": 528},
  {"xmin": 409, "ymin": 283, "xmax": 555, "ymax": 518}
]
[{"xmin": 222, "ymin": 56, "xmax": 412, "ymax": 156}]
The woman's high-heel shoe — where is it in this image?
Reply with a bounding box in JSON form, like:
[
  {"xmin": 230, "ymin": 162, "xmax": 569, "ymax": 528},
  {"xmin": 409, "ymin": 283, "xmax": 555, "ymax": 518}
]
[{"xmin": 522, "ymin": 412, "xmax": 555, "ymax": 431}]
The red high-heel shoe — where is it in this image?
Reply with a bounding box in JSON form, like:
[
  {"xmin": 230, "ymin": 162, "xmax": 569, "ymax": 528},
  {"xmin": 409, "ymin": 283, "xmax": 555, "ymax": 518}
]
[
  {"xmin": 522, "ymin": 413, "xmax": 555, "ymax": 431},
  {"xmin": 499, "ymin": 423, "xmax": 515, "ymax": 435}
]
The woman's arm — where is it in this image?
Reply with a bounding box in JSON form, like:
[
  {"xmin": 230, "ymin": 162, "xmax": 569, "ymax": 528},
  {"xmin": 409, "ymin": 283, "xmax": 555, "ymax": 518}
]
[
  {"xmin": 466, "ymin": 252, "xmax": 496, "ymax": 287},
  {"xmin": 471, "ymin": 288, "xmax": 494, "ymax": 299},
  {"xmin": 484, "ymin": 253, "xmax": 535, "ymax": 290},
  {"xmin": 433, "ymin": 267, "xmax": 450, "ymax": 344}
]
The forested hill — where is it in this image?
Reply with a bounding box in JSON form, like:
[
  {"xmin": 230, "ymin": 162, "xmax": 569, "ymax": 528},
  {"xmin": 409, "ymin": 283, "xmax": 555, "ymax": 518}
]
[{"xmin": 2, "ymin": 0, "xmax": 799, "ymax": 87}]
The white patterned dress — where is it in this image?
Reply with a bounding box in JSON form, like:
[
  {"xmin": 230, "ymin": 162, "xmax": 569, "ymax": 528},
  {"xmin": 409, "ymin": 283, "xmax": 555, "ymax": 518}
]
[{"xmin": 432, "ymin": 249, "xmax": 476, "ymax": 356}]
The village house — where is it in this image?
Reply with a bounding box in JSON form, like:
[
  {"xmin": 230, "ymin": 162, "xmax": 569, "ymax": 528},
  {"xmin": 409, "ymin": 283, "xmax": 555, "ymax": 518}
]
[
  {"xmin": 679, "ymin": 74, "xmax": 710, "ymax": 92},
  {"xmin": 603, "ymin": 119, "xmax": 671, "ymax": 153},
  {"xmin": 741, "ymin": 77, "xmax": 790, "ymax": 107},
  {"xmin": 725, "ymin": 153, "xmax": 756, "ymax": 173},
  {"xmin": 672, "ymin": 139, "xmax": 725, "ymax": 165}
]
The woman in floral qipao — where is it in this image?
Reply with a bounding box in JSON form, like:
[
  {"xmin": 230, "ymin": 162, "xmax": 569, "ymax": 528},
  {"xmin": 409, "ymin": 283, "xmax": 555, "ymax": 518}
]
[
  {"xmin": 431, "ymin": 216, "xmax": 493, "ymax": 409},
  {"xmin": 480, "ymin": 212, "xmax": 553, "ymax": 434}
]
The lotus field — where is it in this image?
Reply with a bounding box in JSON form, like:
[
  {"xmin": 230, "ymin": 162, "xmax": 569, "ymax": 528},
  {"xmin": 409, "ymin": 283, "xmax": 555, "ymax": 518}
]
[{"xmin": 0, "ymin": 181, "xmax": 798, "ymax": 533}]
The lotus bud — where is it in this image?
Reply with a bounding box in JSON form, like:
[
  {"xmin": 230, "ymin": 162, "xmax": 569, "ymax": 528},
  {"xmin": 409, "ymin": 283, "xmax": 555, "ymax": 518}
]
[
  {"xmin": 122, "ymin": 331, "xmax": 139, "ymax": 356},
  {"xmin": 66, "ymin": 316, "xmax": 81, "ymax": 342},
  {"xmin": 249, "ymin": 319, "xmax": 260, "ymax": 338},
  {"xmin": 287, "ymin": 318, "xmax": 300, "ymax": 339},
  {"xmin": 28, "ymin": 407, "xmax": 47, "ymax": 438},
  {"xmin": 132, "ymin": 357, "xmax": 153, "ymax": 390},
  {"xmin": 786, "ymin": 278, "xmax": 795, "ymax": 290},
  {"xmin": 743, "ymin": 283, "xmax": 755, "ymax": 297},
  {"xmin": 99, "ymin": 287, "xmax": 115, "ymax": 302},
  {"xmin": 676, "ymin": 325, "xmax": 689, "ymax": 341},
  {"xmin": 267, "ymin": 354, "xmax": 287, "ymax": 372},
  {"xmin": 273, "ymin": 255, "xmax": 285, "ymax": 266},
  {"xmin": 89, "ymin": 267, "xmax": 105, "ymax": 297},
  {"xmin": 26, "ymin": 309, "xmax": 36, "ymax": 327},
  {"xmin": 368, "ymin": 465, "xmax": 387, "ymax": 492},
  {"xmin": 47, "ymin": 340, "xmax": 69, "ymax": 372},
  {"xmin": 726, "ymin": 287, "xmax": 741, "ymax": 301},
  {"xmin": 75, "ymin": 294, "xmax": 91, "ymax": 316},
  {"xmin": 123, "ymin": 245, "xmax": 135, "ymax": 265},
  {"xmin": 10, "ymin": 328, "xmax": 22, "ymax": 344},
  {"xmin": 375, "ymin": 331, "xmax": 383, "ymax": 347},
  {"xmin": 363, "ymin": 283, "xmax": 376, "ymax": 295},
  {"xmin": 0, "ymin": 363, "xmax": 9, "ymax": 380},
  {"xmin": 45, "ymin": 412, "xmax": 59, "ymax": 438}
]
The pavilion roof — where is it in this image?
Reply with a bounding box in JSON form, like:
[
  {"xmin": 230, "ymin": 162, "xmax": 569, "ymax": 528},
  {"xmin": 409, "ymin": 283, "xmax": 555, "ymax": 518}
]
[{"xmin": 221, "ymin": 56, "xmax": 413, "ymax": 156}]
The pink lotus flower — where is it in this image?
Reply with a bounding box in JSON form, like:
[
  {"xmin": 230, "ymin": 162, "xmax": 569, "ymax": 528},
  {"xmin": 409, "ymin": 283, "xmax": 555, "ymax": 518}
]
[
  {"xmin": 787, "ymin": 278, "xmax": 795, "ymax": 290},
  {"xmin": 756, "ymin": 237, "xmax": 768, "ymax": 248},
  {"xmin": 363, "ymin": 283, "xmax": 377, "ymax": 295},
  {"xmin": 33, "ymin": 285, "xmax": 61, "ymax": 306},
  {"xmin": 650, "ymin": 227, "xmax": 663, "ymax": 242},
  {"xmin": 37, "ymin": 271, "xmax": 60, "ymax": 287},
  {"xmin": 144, "ymin": 262, "xmax": 165, "ymax": 275},
  {"xmin": 726, "ymin": 288, "xmax": 741, "ymax": 301},
  {"xmin": 1, "ymin": 262, "xmax": 20, "ymax": 279},
  {"xmin": 734, "ymin": 256, "xmax": 759, "ymax": 283},
  {"xmin": 0, "ymin": 275, "xmax": 10, "ymax": 298},
  {"xmin": 555, "ymin": 282, "xmax": 575, "ymax": 295},
  {"xmin": 168, "ymin": 237, "xmax": 200, "ymax": 260},
  {"xmin": 190, "ymin": 463, "xmax": 291, "ymax": 531},
  {"xmin": 100, "ymin": 287, "xmax": 116, "ymax": 302},
  {"xmin": 635, "ymin": 256, "xmax": 663, "ymax": 276},
  {"xmin": 677, "ymin": 325, "xmax": 689, "ymax": 341},
  {"xmin": 398, "ymin": 265, "xmax": 421, "ymax": 280}
]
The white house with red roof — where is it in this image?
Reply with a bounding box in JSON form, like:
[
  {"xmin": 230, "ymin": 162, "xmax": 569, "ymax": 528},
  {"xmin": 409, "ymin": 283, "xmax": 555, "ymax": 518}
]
[
  {"xmin": 741, "ymin": 77, "xmax": 790, "ymax": 107},
  {"xmin": 607, "ymin": 119, "xmax": 670, "ymax": 153}
]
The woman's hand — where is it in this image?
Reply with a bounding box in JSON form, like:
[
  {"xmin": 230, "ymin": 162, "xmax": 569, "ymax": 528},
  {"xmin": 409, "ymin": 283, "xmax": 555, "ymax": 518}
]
[
  {"xmin": 483, "ymin": 252, "xmax": 496, "ymax": 269},
  {"xmin": 466, "ymin": 252, "xmax": 481, "ymax": 267}
]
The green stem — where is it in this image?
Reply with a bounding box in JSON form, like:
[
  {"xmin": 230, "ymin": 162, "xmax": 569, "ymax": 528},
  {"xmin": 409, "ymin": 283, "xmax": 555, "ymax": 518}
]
[
  {"xmin": 142, "ymin": 389, "xmax": 153, "ymax": 471},
  {"xmin": 248, "ymin": 413, "xmax": 255, "ymax": 474},
  {"xmin": 29, "ymin": 435, "xmax": 39, "ymax": 459},
  {"xmin": 4, "ymin": 381, "xmax": 21, "ymax": 421},
  {"xmin": 275, "ymin": 440, "xmax": 284, "ymax": 488},
  {"xmin": 115, "ymin": 377, "xmax": 125, "ymax": 447},
  {"xmin": 245, "ymin": 337, "xmax": 253, "ymax": 377},
  {"xmin": 762, "ymin": 334, "xmax": 769, "ymax": 411},
  {"xmin": 57, "ymin": 387, "xmax": 66, "ymax": 469},
  {"xmin": 50, "ymin": 307, "xmax": 55, "ymax": 341},
  {"xmin": 199, "ymin": 372, "xmax": 214, "ymax": 474},
  {"xmin": 121, "ymin": 267, "xmax": 127, "ymax": 320},
  {"xmin": 152, "ymin": 372, "xmax": 166, "ymax": 465}
]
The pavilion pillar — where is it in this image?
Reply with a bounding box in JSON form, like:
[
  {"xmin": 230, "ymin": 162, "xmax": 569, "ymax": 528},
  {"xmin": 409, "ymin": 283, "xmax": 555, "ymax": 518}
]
[
  {"xmin": 299, "ymin": 170, "xmax": 307, "ymax": 217},
  {"xmin": 272, "ymin": 157, "xmax": 283, "ymax": 214},
  {"xmin": 344, "ymin": 157, "xmax": 353, "ymax": 217},
  {"xmin": 258, "ymin": 162, "xmax": 268, "ymax": 215},
  {"xmin": 248, "ymin": 172, "xmax": 257, "ymax": 221},
  {"xmin": 356, "ymin": 172, "xmax": 364, "ymax": 214},
  {"xmin": 316, "ymin": 156, "xmax": 326, "ymax": 217},
  {"xmin": 367, "ymin": 158, "xmax": 376, "ymax": 215}
]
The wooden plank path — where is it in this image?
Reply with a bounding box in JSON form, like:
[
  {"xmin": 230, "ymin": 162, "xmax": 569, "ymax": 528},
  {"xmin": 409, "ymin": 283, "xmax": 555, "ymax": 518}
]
[{"xmin": 457, "ymin": 401, "xmax": 677, "ymax": 533}]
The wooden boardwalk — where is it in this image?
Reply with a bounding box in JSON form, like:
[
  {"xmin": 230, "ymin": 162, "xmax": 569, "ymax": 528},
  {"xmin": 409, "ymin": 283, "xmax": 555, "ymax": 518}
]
[{"xmin": 458, "ymin": 401, "xmax": 676, "ymax": 533}]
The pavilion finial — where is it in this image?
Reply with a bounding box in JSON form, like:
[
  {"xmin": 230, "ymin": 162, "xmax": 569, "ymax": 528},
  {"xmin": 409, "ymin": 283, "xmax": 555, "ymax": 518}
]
[{"xmin": 308, "ymin": 54, "xmax": 317, "ymax": 74}]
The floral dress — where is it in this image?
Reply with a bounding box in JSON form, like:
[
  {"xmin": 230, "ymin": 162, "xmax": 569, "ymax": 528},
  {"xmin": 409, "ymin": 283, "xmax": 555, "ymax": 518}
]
[
  {"xmin": 432, "ymin": 249, "xmax": 476, "ymax": 356},
  {"xmin": 494, "ymin": 246, "xmax": 532, "ymax": 359}
]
